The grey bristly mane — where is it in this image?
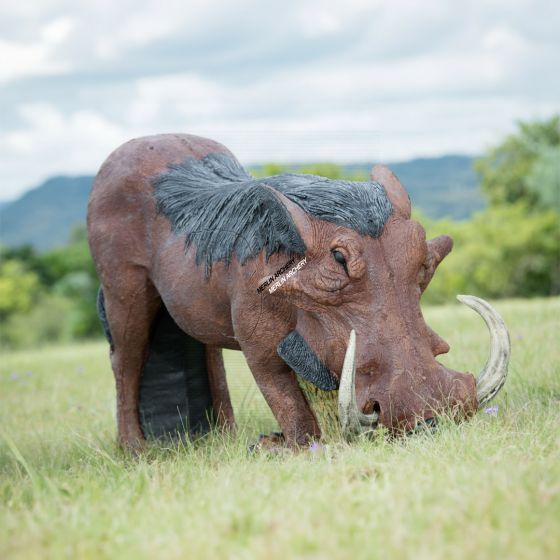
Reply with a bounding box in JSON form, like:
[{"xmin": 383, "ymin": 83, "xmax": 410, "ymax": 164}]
[
  {"xmin": 153, "ymin": 152, "xmax": 393, "ymax": 275},
  {"xmin": 277, "ymin": 330, "xmax": 339, "ymax": 391}
]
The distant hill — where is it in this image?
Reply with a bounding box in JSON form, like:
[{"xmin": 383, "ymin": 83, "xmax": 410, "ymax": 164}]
[
  {"xmin": 0, "ymin": 176, "xmax": 93, "ymax": 251},
  {"xmin": 373, "ymin": 155, "xmax": 485, "ymax": 220},
  {"xmin": 256, "ymin": 155, "xmax": 485, "ymax": 220},
  {"xmin": 0, "ymin": 155, "xmax": 485, "ymax": 251}
]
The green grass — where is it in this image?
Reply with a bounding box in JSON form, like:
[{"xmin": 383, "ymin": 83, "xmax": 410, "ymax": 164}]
[{"xmin": 1, "ymin": 298, "xmax": 559, "ymax": 559}]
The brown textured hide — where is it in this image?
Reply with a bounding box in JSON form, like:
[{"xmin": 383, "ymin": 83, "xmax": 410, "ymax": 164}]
[{"xmin": 88, "ymin": 133, "xmax": 477, "ymax": 451}]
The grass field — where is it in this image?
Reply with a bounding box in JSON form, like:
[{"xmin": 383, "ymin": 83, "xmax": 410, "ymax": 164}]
[{"xmin": 1, "ymin": 298, "xmax": 559, "ymax": 559}]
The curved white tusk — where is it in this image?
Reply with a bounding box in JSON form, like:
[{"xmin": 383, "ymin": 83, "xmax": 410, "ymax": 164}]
[
  {"xmin": 457, "ymin": 295, "xmax": 511, "ymax": 408},
  {"xmin": 338, "ymin": 330, "xmax": 378, "ymax": 439}
]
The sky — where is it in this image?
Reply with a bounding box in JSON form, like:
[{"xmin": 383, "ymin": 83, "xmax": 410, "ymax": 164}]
[{"xmin": 1, "ymin": 0, "xmax": 559, "ymax": 201}]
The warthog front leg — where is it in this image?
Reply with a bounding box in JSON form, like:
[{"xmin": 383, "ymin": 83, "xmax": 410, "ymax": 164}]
[{"xmin": 241, "ymin": 347, "xmax": 321, "ymax": 447}]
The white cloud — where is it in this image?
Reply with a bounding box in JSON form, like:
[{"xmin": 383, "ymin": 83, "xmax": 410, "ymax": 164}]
[
  {"xmin": 0, "ymin": 0, "xmax": 559, "ymax": 200},
  {"xmin": 90, "ymin": 0, "xmax": 256, "ymax": 60},
  {"xmin": 0, "ymin": 17, "xmax": 75, "ymax": 83},
  {"xmin": 1, "ymin": 89, "xmax": 557, "ymax": 201},
  {"xmin": 41, "ymin": 17, "xmax": 75, "ymax": 44},
  {"xmin": 296, "ymin": 0, "xmax": 373, "ymax": 37},
  {"xmin": 0, "ymin": 104, "xmax": 128, "ymax": 199},
  {"xmin": 126, "ymin": 74, "xmax": 225, "ymax": 126},
  {"xmin": 186, "ymin": 95, "xmax": 557, "ymax": 164}
]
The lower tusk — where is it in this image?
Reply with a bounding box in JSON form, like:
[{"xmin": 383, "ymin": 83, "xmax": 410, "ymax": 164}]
[
  {"xmin": 338, "ymin": 330, "xmax": 378, "ymax": 438},
  {"xmin": 457, "ymin": 295, "xmax": 511, "ymax": 408}
]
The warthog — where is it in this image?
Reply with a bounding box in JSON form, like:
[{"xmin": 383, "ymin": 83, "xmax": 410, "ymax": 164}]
[{"xmin": 88, "ymin": 134, "xmax": 509, "ymax": 451}]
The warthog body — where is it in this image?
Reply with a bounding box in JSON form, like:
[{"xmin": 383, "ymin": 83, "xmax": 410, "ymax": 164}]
[{"xmin": 88, "ymin": 133, "xmax": 509, "ymax": 451}]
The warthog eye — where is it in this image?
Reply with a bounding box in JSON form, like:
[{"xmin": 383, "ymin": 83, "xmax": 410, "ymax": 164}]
[{"xmin": 332, "ymin": 249, "xmax": 349, "ymax": 275}]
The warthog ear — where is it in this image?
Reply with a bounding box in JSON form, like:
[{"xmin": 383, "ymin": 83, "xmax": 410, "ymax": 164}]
[
  {"xmin": 370, "ymin": 164, "xmax": 411, "ymax": 219},
  {"xmin": 255, "ymin": 186, "xmax": 312, "ymax": 301},
  {"xmin": 419, "ymin": 235, "xmax": 454, "ymax": 292},
  {"xmin": 261, "ymin": 185, "xmax": 314, "ymax": 246}
]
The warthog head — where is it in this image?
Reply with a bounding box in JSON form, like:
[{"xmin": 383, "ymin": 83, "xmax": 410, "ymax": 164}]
[{"xmin": 271, "ymin": 165, "xmax": 510, "ymax": 437}]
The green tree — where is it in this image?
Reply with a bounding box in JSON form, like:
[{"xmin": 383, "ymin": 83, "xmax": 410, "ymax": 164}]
[
  {"xmin": 475, "ymin": 115, "xmax": 560, "ymax": 208},
  {"xmin": 40, "ymin": 225, "xmax": 96, "ymax": 284},
  {"xmin": 526, "ymin": 145, "xmax": 560, "ymax": 213},
  {"xmin": 252, "ymin": 162, "xmax": 369, "ymax": 181},
  {"xmin": 1, "ymin": 294, "xmax": 75, "ymax": 348},
  {"xmin": 43, "ymin": 225, "xmax": 100, "ymax": 338},
  {"xmin": 421, "ymin": 203, "xmax": 560, "ymax": 303},
  {"xmin": 252, "ymin": 163, "xmax": 288, "ymax": 178},
  {"xmin": 299, "ymin": 163, "xmax": 343, "ymax": 179},
  {"xmin": 0, "ymin": 224, "xmax": 102, "ymax": 347},
  {"xmin": 0, "ymin": 259, "xmax": 41, "ymax": 321}
]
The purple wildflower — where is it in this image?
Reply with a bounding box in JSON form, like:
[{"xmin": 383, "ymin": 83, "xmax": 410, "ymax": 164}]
[
  {"xmin": 309, "ymin": 441, "xmax": 323, "ymax": 453},
  {"xmin": 484, "ymin": 405, "xmax": 499, "ymax": 415}
]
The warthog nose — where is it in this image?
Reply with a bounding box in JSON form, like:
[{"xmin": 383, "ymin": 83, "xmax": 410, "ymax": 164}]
[
  {"xmin": 408, "ymin": 416, "xmax": 438, "ymax": 436},
  {"xmin": 423, "ymin": 417, "xmax": 438, "ymax": 430},
  {"xmin": 362, "ymin": 400, "xmax": 381, "ymax": 416}
]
